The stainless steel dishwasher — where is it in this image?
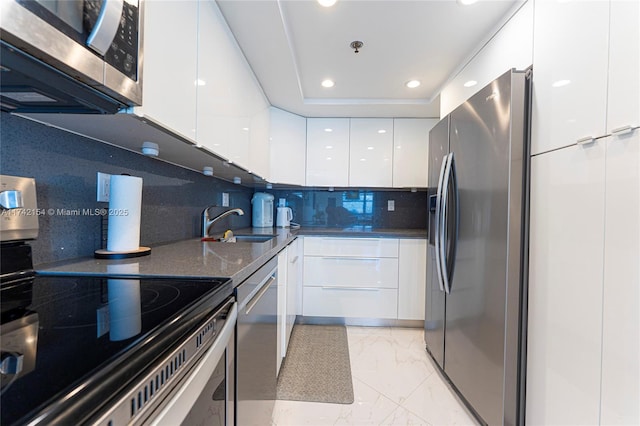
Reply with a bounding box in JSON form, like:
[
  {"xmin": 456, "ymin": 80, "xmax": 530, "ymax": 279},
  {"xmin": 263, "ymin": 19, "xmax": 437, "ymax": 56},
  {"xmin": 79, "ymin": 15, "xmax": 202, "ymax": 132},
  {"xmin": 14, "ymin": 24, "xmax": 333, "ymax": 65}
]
[{"xmin": 235, "ymin": 256, "xmax": 278, "ymax": 426}]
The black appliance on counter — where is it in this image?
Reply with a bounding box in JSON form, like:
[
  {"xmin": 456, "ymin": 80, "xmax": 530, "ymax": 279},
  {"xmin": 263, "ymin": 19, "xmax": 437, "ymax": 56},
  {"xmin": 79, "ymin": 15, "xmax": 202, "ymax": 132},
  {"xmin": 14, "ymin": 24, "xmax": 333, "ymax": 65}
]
[{"xmin": 0, "ymin": 175, "xmax": 236, "ymax": 425}]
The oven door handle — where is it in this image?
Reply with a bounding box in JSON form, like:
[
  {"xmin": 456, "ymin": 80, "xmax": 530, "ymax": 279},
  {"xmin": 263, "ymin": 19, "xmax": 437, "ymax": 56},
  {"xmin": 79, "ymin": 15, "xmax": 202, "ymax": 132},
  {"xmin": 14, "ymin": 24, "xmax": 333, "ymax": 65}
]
[{"xmin": 149, "ymin": 302, "xmax": 237, "ymax": 426}]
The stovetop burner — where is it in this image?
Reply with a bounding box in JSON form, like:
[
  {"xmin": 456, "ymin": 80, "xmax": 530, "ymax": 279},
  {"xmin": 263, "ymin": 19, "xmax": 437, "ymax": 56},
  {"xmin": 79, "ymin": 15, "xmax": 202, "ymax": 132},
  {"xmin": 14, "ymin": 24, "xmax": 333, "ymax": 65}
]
[{"xmin": 1, "ymin": 272, "xmax": 233, "ymax": 425}]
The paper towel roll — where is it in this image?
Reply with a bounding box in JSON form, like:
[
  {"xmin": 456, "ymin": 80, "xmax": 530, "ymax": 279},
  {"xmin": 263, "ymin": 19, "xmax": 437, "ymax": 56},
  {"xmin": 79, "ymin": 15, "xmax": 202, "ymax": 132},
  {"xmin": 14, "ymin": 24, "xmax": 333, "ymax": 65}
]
[{"xmin": 107, "ymin": 175, "xmax": 143, "ymax": 252}]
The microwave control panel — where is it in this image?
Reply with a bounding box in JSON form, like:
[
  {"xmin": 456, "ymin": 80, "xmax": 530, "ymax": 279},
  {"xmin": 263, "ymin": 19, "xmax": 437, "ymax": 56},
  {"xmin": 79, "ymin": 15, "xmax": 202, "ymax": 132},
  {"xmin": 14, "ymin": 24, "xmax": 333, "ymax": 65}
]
[{"xmin": 105, "ymin": 1, "xmax": 139, "ymax": 81}]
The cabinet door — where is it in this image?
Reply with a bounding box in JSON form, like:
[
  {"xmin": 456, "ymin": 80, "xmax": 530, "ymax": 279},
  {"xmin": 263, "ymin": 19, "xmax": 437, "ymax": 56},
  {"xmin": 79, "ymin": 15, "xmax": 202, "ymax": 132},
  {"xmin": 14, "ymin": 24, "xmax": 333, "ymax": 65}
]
[
  {"xmin": 303, "ymin": 257, "xmax": 399, "ymax": 289},
  {"xmin": 303, "ymin": 287, "xmax": 398, "ymax": 319},
  {"xmin": 277, "ymin": 248, "xmax": 288, "ymax": 375},
  {"xmin": 304, "ymin": 237, "xmax": 398, "ymax": 258},
  {"xmin": 140, "ymin": 0, "xmax": 198, "ymax": 142},
  {"xmin": 248, "ymin": 103, "xmax": 271, "ymax": 180},
  {"xmin": 196, "ymin": 0, "xmax": 258, "ymax": 170},
  {"xmin": 285, "ymin": 238, "xmax": 301, "ymax": 348},
  {"xmin": 526, "ymin": 142, "xmax": 606, "ymax": 425},
  {"xmin": 270, "ymin": 108, "xmax": 306, "ymax": 186},
  {"xmin": 306, "ymin": 118, "xmax": 350, "ymax": 187},
  {"xmin": 392, "ymin": 119, "xmax": 437, "ymax": 188},
  {"xmin": 600, "ymin": 130, "xmax": 640, "ymax": 424},
  {"xmin": 606, "ymin": 0, "xmax": 640, "ymax": 133},
  {"xmin": 531, "ymin": 0, "xmax": 609, "ymax": 155},
  {"xmin": 397, "ymin": 239, "xmax": 426, "ymax": 320},
  {"xmin": 349, "ymin": 119, "xmax": 393, "ymax": 187}
]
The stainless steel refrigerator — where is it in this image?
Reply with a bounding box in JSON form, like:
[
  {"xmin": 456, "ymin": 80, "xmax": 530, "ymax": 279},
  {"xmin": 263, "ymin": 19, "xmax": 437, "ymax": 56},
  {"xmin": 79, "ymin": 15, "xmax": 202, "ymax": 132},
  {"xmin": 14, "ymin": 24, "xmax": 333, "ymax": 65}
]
[{"xmin": 424, "ymin": 68, "xmax": 531, "ymax": 426}]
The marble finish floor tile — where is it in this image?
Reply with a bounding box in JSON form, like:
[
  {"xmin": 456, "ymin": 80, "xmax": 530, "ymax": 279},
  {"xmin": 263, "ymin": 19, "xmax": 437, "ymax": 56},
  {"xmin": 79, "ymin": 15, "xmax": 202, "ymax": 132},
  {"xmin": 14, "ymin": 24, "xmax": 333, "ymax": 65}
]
[
  {"xmin": 272, "ymin": 326, "xmax": 478, "ymax": 426},
  {"xmin": 347, "ymin": 327, "xmax": 436, "ymax": 405},
  {"xmin": 402, "ymin": 371, "xmax": 478, "ymax": 426}
]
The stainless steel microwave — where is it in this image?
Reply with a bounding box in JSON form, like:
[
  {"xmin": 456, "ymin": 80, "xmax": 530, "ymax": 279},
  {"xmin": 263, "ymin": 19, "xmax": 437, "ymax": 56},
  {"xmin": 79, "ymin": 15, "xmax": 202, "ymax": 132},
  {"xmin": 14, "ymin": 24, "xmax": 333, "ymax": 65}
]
[{"xmin": 0, "ymin": 0, "xmax": 144, "ymax": 113}]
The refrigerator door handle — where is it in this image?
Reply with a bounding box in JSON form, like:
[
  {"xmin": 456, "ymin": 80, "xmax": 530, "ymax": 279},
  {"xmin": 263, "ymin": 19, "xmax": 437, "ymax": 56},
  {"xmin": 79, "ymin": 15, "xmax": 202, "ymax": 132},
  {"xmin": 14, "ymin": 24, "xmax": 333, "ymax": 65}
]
[
  {"xmin": 446, "ymin": 154, "xmax": 459, "ymax": 293},
  {"xmin": 440, "ymin": 152, "xmax": 455, "ymax": 295},
  {"xmin": 434, "ymin": 154, "xmax": 449, "ymax": 293}
]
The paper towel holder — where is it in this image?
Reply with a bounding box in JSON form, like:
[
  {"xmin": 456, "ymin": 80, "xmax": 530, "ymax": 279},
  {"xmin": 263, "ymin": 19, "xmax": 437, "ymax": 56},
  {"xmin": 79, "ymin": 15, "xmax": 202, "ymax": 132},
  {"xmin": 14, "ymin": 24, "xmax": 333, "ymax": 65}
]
[{"xmin": 95, "ymin": 246, "xmax": 151, "ymax": 259}]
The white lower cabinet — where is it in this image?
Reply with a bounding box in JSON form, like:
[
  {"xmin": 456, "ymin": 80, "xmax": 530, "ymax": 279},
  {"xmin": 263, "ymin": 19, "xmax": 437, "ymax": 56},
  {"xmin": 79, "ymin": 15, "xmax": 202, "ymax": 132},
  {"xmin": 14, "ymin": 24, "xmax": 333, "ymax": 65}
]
[
  {"xmin": 276, "ymin": 248, "xmax": 287, "ymax": 375},
  {"xmin": 303, "ymin": 287, "xmax": 398, "ymax": 319},
  {"xmin": 277, "ymin": 237, "xmax": 303, "ymax": 371},
  {"xmin": 301, "ymin": 237, "xmax": 426, "ymax": 321},
  {"xmin": 398, "ymin": 239, "xmax": 427, "ymax": 320},
  {"xmin": 285, "ymin": 237, "xmax": 302, "ymax": 352},
  {"xmin": 303, "ymin": 257, "xmax": 399, "ymax": 289}
]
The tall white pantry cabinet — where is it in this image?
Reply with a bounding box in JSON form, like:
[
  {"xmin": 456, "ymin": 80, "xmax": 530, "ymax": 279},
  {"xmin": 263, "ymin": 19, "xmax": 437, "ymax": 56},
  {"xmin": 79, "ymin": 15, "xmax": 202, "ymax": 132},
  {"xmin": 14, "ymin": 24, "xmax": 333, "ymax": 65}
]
[{"xmin": 527, "ymin": 0, "xmax": 639, "ymax": 424}]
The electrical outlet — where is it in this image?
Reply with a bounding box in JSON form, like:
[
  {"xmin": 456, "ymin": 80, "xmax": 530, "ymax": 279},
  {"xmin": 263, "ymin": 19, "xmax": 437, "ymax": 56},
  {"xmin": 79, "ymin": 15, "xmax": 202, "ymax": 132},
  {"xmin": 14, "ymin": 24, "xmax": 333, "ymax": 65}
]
[
  {"xmin": 97, "ymin": 172, "xmax": 111, "ymax": 202},
  {"xmin": 387, "ymin": 200, "xmax": 395, "ymax": 211},
  {"xmin": 222, "ymin": 192, "xmax": 230, "ymax": 207}
]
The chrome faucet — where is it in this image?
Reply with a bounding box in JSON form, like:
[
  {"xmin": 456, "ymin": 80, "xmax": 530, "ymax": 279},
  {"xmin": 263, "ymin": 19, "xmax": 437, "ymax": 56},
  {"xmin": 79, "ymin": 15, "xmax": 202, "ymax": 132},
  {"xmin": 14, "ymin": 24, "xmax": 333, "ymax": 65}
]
[{"xmin": 202, "ymin": 207, "xmax": 244, "ymax": 238}]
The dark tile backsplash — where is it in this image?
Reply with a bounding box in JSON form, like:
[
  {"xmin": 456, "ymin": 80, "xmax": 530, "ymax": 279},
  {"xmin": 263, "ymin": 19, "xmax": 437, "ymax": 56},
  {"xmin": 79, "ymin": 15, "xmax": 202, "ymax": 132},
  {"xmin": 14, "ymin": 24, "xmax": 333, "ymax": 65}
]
[
  {"xmin": 1, "ymin": 113, "xmax": 251, "ymax": 265},
  {"xmin": 270, "ymin": 189, "xmax": 428, "ymax": 229},
  {"xmin": 1, "ymin": 113, "xmax": 426, "ymax": 265}
]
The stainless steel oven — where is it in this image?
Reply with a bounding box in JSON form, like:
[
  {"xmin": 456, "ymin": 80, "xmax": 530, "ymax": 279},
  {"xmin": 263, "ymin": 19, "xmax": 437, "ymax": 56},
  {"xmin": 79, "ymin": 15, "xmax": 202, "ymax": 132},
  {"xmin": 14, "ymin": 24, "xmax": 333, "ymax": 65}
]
[
  {"xmin": 0, "ymin": 0, "xmax": 143, "ymax": 113},
  {"xmin": 0, "ymin": 175, "xmax": 237, "ymax": 426}
]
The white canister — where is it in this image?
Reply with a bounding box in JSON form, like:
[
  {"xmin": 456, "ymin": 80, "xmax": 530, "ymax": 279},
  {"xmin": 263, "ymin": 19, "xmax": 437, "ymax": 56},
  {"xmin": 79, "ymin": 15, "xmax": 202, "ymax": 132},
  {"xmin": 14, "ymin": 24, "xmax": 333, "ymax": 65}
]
[{"xmin": 251, "ymin": 193, "xmax": 274, "ymax": 227}]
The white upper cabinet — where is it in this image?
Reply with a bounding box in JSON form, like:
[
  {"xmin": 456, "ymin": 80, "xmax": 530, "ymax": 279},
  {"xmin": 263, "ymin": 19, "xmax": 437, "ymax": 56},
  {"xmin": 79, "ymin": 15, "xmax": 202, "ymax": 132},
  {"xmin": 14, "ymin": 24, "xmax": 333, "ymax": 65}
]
[
  {"xmin": 531, "ymin": 0, "xmax": 609, "ymax": 155},
  {"xmin": 196, "ymin": 0, "xmax": 268, "ymax": 173},
  {"xmin": 349, "ymin": 119, "xmax": 394, "ymax": 187},
  {"xmin": 137, "ymin": 0, "xmax": 198, "ymax": 142},
  {"xmin": 392, "ymin": 119, "xmax": 437, "ymax": 188},
  {"xmin": 606, "ymin": 0, "xmax": 640, "ymax": 133},
  {"xmin": 306, "ymin": 118, "xmax": 350, "ymax": 187},
  {"xmin": 248, "ymin": 104, "xmax": 271, "ymax": 180},
  {"xmin": 270, "ymin": 108, "xmax": 306, "ymax": 186}
]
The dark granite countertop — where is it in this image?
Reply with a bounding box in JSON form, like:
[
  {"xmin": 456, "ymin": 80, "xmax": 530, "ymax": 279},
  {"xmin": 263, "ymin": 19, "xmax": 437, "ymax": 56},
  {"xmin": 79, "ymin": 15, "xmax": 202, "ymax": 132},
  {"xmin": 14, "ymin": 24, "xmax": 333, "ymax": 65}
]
[{"xmin": 37, "ymin": 227, "xmax": 426, "ymax": 284}]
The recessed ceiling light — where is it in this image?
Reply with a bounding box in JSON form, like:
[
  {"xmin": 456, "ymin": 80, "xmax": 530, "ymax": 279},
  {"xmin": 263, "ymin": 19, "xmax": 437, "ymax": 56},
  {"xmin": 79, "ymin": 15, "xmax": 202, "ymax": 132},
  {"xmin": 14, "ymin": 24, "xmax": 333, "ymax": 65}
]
[
  {"xmin": 552, "ymin": 79, "xmax": 571, "ymax": 88},
  {"xmin": 242, "ymin": 127, "xmax": 249, "ymax": 131},
  {"xmin": 360, "ymin": 158, "xmax": 366, "ymax": 162},
  {"xmin": 377, "ymin": 129, "xmax": 387, "ymax": 134},
  {"xmin": 195, "ymin": 79, "xmax": 206, "ymax": 86},
  {"xmin": 406, "ymin": 80, "xmax": 421, "ymax": 89},
  {"xmin": 367, "ymin": 146, "xmax": 375, "ymax": 150},
  {"xmin": 318, "ymin": 0, "xmax": 337, "ymax": 7},
  {"xmin": 321, "ymin": 79, "xmax": 335, "ymax": 88},
  {"xmin": 324, "ymin": 128, "xmax": 333, "ymax": 132},
  {"xmin": 325, "ymin": 145, "xmax": 333, "ymax": 149},
  {"xmin": 464, "ymin": 80, "xmax": 477, "ymax": 88},
  {"xmin": 457, "ymin": 0, "xmax": 478, "ymax": 5}
]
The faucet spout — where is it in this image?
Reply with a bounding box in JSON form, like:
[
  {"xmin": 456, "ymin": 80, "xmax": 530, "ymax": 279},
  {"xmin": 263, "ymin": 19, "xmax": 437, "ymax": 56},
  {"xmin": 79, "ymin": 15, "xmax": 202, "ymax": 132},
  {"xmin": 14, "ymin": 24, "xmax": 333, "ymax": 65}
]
[{"xmin": 202, "ymin": 207, "xmax": 245, "ymax": 238}]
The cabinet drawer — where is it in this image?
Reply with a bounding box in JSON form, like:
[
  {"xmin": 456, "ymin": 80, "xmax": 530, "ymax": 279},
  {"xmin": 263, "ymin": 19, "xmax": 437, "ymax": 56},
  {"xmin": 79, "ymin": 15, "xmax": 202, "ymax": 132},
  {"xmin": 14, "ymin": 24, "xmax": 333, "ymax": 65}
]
[
  {"xmin": 303, "ymin": 237, "xmax": 398, "ymax": 258},
  {"xmin": 303, "ymin": 257, "xmax": 398, "ymax": 288},
  {"xmin": 302, "ymin": 287, "xmax": 398, "ymax": 319}
]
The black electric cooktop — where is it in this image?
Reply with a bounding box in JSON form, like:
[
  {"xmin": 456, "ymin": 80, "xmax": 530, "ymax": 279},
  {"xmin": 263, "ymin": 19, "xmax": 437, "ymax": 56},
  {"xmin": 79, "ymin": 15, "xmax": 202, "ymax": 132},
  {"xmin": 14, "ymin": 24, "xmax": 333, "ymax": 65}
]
[{"xmin": 0, "ymin": 273, "xmax": 233, "ymax": 425}]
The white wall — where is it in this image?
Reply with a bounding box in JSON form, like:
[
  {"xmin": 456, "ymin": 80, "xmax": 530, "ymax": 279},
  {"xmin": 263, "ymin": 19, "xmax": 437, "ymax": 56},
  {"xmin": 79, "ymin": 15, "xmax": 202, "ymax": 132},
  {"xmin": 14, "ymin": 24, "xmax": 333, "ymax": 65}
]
[{"xmin": 439, "ymin": 0, "xmax": 534, "ymax": 117}]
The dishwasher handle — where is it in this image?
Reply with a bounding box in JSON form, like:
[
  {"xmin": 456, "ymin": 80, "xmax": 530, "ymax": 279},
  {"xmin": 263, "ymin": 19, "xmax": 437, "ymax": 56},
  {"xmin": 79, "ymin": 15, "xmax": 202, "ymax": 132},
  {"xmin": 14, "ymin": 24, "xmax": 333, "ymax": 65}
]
[{"xmin": 245, "ymin": 274, "xmax": 276, "ymax": 314}]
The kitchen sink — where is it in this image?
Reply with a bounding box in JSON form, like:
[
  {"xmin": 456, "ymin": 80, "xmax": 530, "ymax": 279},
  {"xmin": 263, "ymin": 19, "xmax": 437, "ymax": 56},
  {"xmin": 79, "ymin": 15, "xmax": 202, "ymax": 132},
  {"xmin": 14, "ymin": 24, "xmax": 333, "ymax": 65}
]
[{"xmin": 233, "ymin": 235, "xmax": 275, "ymax": 243}]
